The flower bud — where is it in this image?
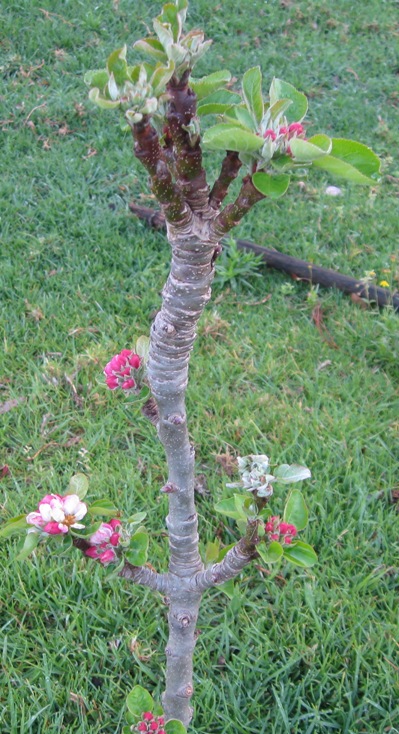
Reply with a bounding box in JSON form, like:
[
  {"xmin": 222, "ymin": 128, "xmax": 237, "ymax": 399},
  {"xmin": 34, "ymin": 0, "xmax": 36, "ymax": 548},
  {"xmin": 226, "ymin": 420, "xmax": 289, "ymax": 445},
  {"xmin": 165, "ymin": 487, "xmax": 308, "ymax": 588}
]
[
  {"xmin": 143, "ymin": 712, "xmax": 154, "ymax": 721},
  {"xmin": 263, "ymin": 128, "xmax": 276, "ymax": 141}
]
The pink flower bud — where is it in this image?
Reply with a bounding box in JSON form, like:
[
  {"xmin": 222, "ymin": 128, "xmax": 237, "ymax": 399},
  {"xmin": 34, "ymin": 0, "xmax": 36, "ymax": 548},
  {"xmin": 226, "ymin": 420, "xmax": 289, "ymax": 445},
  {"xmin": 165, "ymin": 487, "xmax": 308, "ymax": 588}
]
[
  {"xmin": 137, "ymin": 724, "xmax": 147, "ymax": 732},
  {"xmin": 157, "ymin": 718, "xmax": 165, "ymax": 726},
  {"xmin": 129, "ymin": 353, "xmax": 141, "ymax": 369},
  {"xmin": 279, "ymin": 126, "xmax": 288, "ymax": 135},
  {"xmin": 158, "ymin": 729, "xmax": 166, "ymax": 734},
  {"xmin": 265, "ymin": 521, "xmax": 274, "ymax": 532},
  {"xmin": 43, "ymin": 521, "xmax": 67, "ymax": 535},
  {"xmin": 109, "ymin": 532, "xmax": 120, "ymax": 547},
  {"xmin": 278, "ymin": 522, "xmax": 291, "ymax": 534},
  {"xmin": 106, "ymin": 376, "xmax": 119, "ymax": 390},
  {"xmin": 109, "ymin": 518, "xmax": 121, "ymax": 531},
  {"xmin": 150, "ymin": 722, "xmax": 158, "ymax": 731},
  {"xmin": 122, "ymin": 379, "xmax": 136, "ymax": 390},
  {"xmin": 270, "ymin": 533, "xmax": 280, "ymax": 541},
  {"xmin": 263, "ymin": 128, "xmax": 276, "ymax": 141},
  {"xmin": 288, "ymin": 122, "xmax": 304, "ymax": 137},
  {"xmin": 283, "ymin": 536, "xmax": 293, "ymax": 545},
  {"xmin": 85, "ymin": 546, "xmax": 100, "ymax": 558},
  {"xmin": 98, "ymin": 548, "xmax": 117, "ymax": 566},
  {"xmin": 143, "ymin": 712, "xmax": 154, "ymax": 721}
]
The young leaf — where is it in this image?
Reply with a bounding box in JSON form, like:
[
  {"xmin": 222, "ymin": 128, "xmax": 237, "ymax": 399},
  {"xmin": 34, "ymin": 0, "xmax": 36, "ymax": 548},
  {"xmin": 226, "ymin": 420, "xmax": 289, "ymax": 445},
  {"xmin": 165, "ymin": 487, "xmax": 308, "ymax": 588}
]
[
  {"xmin": 252, "ymin": 172, "xmax": 290, "ymax": 199},
  {"xmin": 227, "ymin": 105, "xmax": 258, "ymax": 131},
  {"xmin": 16, "ymin": 531, "xmax": 40, "ymax": 561},
  {"xmin": 203, "ymin": 123, "xmax": 263, "ymax": 153},
  {"xmin": 106, "ymin": 46, "xmax": 129, "ymax": 86},
  {"xmin": 150, "ymin": 60, "xmax": 175, "ymax": 95},
  {"xmin": 134, "ymin": 38, "xmax": 168, "ymax": 63},
  {"xmin": 165, "ymin": 720, "xmax": 187, "ymax": 734},
  {"xmin": 269, "ymin": 78, "xmax": 308, "ymax": 123},
  {"xmin": 307, "ymin": 134, "xmax": 332, "ymax": 152},
  {"xmin": 290, "ymin": 137, "xmax": 331, "ymax": 162},
  {"xmin": 126, "ymin": 686, "xmax": 154, "ymax": 720},
  {"xmin": 158, "ymin": 3, "xmax": 181, "ymax": 42},
  {"xmin": 312, "ymin": 138, "xmax": 381, "ymax": 184},
  {"xmin": 273, "ymin": 464, "xmax": 311, "ymax": 483},
  {"xmin": 135, "ymin": 335, "xmax": 150, "ymax": 363},
  {"xmin": 257, "ymin": 541, "xmax": 283, "ymax": 564},
  {"xmin": 0, "ymin": 515, "xmax": 28, "ymax": 539},
  {"xmin": 88, "ymin": 499, "xmax": 118, "ymax": 517},
  {"xmin": 67, "ymin": 473, "xmax": 89, "ymax": 500},
  {"xmin": 190, "ymin": 69, "xmax": 232, "ymax": 100},
  {"xmin": 267, "ymin": 98, "xmax": 293, "ymax": 122},
  {"xmin": 205, "ymin": 540, "xmax": 220, "ymax": 565},
  {"xmin": 89, "ymin": 88, "xmax": 120, "ymax": 110},
  {"xmin": 214, "ymin": 495, "xmax": 247, "ymax": 520},
  {"xmin": 126, "ymin": 531, "xmax": 149, "ymax": 566},
  {"xmin": 283, "ymin": 540, "xmax": 317, "ymax": 567},
  {"xmin": 242, "ymin": 66, "xmax": 264, "ymax": 125},
  {"xmin": 283, "ymin": 489, "xmax": 308, "ymax": 530},
  {"xmin": 197, "ymin": 90, "xmax": 241, "ymax": 116},
  {"xmin": 127, "ymin": 511, "xmax": 147, "ymax": 525},
  {"xmin": 218, "ymin": 579, "xmax": 236, "ymax": 599},
  {"xmin": 84, "ymin": 69, "xmax": 109, "ymax": 90}
]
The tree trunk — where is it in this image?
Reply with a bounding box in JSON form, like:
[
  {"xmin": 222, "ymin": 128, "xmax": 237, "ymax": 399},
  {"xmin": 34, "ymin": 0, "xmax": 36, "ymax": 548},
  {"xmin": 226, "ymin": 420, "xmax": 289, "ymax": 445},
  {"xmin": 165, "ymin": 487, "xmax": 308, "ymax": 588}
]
[{"xmin": 146, "ymin": 215, "xmax": 220, "ymax": 725}]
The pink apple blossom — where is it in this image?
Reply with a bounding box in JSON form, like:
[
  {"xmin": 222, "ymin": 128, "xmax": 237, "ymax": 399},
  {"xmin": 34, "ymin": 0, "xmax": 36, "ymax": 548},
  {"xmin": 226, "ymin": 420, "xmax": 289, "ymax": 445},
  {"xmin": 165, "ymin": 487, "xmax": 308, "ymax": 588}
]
[
  {"xmin": 26, "ymin": 493, "xmax": 87, "ymax": 535},
  {"xmin": 104, "ymin": 350, "xmax": 142, "ymax": 393},
  {"xmin": 136, "ymin": 713, "xmax": 166, "ymax": 733},
  {"xmin": 85, "ymin": 520, "xmax": 122, "ymax": 565}
]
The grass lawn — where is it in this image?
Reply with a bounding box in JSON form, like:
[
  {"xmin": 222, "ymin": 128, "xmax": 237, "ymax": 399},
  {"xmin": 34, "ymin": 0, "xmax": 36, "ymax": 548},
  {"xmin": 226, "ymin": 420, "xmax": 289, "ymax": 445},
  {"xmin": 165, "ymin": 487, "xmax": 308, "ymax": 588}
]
[{"xmin": 1, "ymin": 0, "xmax": 398, "ymax": 732}]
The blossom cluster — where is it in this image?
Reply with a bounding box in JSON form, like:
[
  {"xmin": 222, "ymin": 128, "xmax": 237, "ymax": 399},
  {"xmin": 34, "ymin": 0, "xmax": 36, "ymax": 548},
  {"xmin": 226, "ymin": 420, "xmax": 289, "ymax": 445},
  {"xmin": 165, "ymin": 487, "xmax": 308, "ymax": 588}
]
[
  {"xmin": 104, "ymin": 349, "xmax": 141, "ymax": 392},
  {"xmin": 85, "ymin": 519, "xmax": 122, "ymax": 566},
  {"xmin": 26, "ymin": 494, "xmax": 87, "ymax": 535},
  {"xmin": 265, "ymin": 516, "xmax": 298, "ymax": 545},
  {"xmin": 262, "ymin": 122, "xmax": 305, "ymax": 158},
  {"xmin": 227, "ymin": 454, "xmax": 275, "ymax": 497},
  {"xmin": 135, "ymin": 712, "xmax": 166, "ymax": 733}
]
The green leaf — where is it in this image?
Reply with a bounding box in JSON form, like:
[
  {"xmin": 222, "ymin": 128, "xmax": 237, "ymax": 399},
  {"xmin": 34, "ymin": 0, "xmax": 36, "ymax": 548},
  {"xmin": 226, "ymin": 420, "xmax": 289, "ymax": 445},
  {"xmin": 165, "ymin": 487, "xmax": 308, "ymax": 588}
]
[
  {"xmin": 197, "ymin": 90, "xmax": 241, "ymax": 116},
  {"xmin": 153, "ymin": 19, "xmax": 174, "ymax": 53},
  {"xmin": 16, "ymin": 532, "xmax": 40, "ymax": 561},
  {"xmin": 67, "ymin": 473, "xmax": 89, "ymax": 500},
  {"xmin": 106, "ymin": 46, "xmax": 129, "ymax": 85},
  {"xmin": 267, "ymin": 98, "xmax": 293, "ymax": 122},
  {"xmin": 126, "ymin": 531, "xmax": 149, "ymax": 566},
  {"xmin": 312, "ymin": 138, "xmax": 381, "ymax": 184},
  {"xmin": 159, "ymin": 3, "xmax": 180, "ymax": 42},
  {"xmin": 134, "ymin": 38, "xmax": 168, "ymax": 63},
  {"xmin": 126, "ymin": 686, "xmax": 154, "ymax": 720},
  {"xmin": 252, "ymin": 172, "xmax": 290, "ymax": 199},
  {"xmin": 88, "ymin": 499, "xmax": 118, "ymax": 517},
  {"xmin": 307, "ymin": 134, "xmax": 332, "ymax": 152},
  {"xmin": 165, "ymin": 720, "xmax": 187, "ymax": 734},
  {"xmin": 283, "ymin": 489, "xmax": 308, "ymax": 530},
  {"xmin": 127, "ymin": 511, "xmax": 147, "ymax": 525},
  {"xmin": 0, "ymin": 515, "xmax": 28, "ymax": 539},
  {"xmin": 257, "ymin": 541, "xmax": 283, "ymax": 564},
  {"xmin": 290, "ymin": 137, "xmax": 331, "ymax": 162},
  {"xmin": 270, "ymin": 154, "xmax": 296, "ymax": 171},
  {"xmin": 135, "ymin": 335, "xmax": 150, "ymax": 363},
  {"xmin": 242, "ymin": 66, "xmax": 264, "ymax": 125},
  {"xmin": 122, "ymin": 727, "xmax": 132, "ymax": 734},
  {"xmin": 190, "ymin": 69, "xmax": 232, "ymax": 100},
  {"xmin": 283, "ymin": 540, "xmax": 318, "ymax": 568},
  {"xmin": 84, "ymin": 69, "xmax": 109, "ymax": 89},
  {"xmin": 150, "ymin": 60, "xmax": 175, "ymax": 95},
  {"xmin": 89, "ymin": 87, "xmax": 120, "ymax": 110},
  {"xmin": 273, "ymin": 464, "xmax": 311, "ymax": 483},
  {"xmin": 205, "ymin": 540, "xmax": 220, "ymax": 565},
  {"xmin": 214, "ymin": 495, "xmax": 247, "ymax": 520},
  {"xmin": 203, "ymin": 124, "xmax": 263, "ymax": 153},
  {"xmin": 269, "ymin": 78, "xmax": 308, "ymax": 123}
]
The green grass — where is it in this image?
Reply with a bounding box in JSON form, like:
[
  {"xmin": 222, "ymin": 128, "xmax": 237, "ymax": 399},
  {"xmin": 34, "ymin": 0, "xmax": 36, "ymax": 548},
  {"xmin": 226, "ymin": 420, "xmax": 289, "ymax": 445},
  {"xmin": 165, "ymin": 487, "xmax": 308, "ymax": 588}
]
[{"xmin": 1, "ymin": 0, "xmax": 399, "ymax": 732}]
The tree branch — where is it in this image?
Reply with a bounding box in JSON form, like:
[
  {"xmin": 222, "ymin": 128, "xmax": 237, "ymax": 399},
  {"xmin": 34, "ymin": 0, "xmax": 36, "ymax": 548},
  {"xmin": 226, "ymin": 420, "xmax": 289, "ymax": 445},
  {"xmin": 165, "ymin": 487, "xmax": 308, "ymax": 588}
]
[
  {"xmin": 212, "ymin": 174, "xmax": 265, "ymax": 239},
  {"xmin": 209, "ymin": 150, "xmax": 242, "ymax": 210},
  {"xmin": 191, "ymin": 536, "xmax": 258, "ymax": 593},
  {"xmin": 132, "ymin": 117, "xmax": 190, "ymax": 226},
  {"xmin": 118, "ymin": 562, "xmax": 169, "ymax": 593},
  {"xmin": 166, "ymin": 77, "xmax": 210, "ymax": 214}
]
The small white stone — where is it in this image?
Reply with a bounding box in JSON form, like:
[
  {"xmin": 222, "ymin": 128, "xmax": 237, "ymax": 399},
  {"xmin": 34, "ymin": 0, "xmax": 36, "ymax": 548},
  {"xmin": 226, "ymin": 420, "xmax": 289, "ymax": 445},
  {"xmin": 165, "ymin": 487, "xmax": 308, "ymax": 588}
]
[{"xmin": 325, "ymin": 185, "xmax": 343, "ymax": 197}]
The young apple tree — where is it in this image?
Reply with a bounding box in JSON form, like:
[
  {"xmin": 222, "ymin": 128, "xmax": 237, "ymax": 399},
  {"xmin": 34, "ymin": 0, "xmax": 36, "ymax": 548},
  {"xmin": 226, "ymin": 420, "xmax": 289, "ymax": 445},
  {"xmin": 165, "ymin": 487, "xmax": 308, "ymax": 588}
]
[{"xmin": 1, "ymin": 1, "xmax": 380, "ymax": 731}]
